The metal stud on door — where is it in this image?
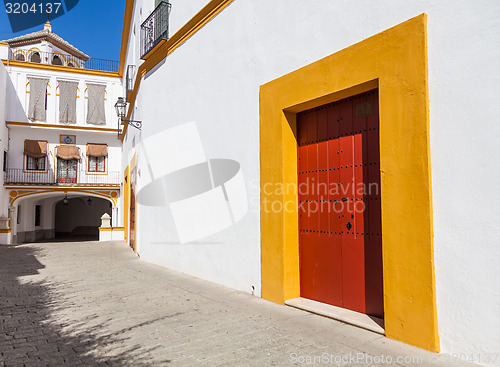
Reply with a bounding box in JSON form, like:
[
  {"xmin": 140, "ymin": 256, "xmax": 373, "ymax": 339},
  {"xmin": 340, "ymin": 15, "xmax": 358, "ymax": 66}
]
[
  {"xmin": 363, "ymin": 91, "xmax": 384, "ymax": 318},
  {"xmin": 339, "ymin": 98, "xmax": 366, "ymax": 314},
  {"xmin": 297, "ymin": 90, "xmax": 383, "ymax": 318},
  {"xmin": 298, "ymin": 108, "xmax": 343, "ymax": 307}
]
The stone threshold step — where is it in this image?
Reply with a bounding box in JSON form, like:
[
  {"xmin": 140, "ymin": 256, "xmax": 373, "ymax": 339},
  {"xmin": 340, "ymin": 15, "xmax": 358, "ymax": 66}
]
[{"xmin": 285, "ymin": 297, "xmax": 384, "ymax": 335}]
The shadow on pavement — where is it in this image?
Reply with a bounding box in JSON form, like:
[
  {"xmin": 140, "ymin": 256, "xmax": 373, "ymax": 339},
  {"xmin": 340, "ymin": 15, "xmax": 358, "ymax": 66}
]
[{"xmin": 0, "ymin": 245, "xmax": 170, "ymax": 366}]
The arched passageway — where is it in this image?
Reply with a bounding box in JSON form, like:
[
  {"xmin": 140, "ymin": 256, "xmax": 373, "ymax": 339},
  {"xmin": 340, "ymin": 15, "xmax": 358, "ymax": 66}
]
[{"xmin": 54, "ymin": 197, "xmax": 112, "ymax": 241}]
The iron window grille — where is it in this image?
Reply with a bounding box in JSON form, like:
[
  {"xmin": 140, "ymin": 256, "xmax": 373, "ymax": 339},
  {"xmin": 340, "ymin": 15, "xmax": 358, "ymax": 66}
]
[{"xmin": 140, "ymin": 1, "xmax": 172, "ymax": 59}]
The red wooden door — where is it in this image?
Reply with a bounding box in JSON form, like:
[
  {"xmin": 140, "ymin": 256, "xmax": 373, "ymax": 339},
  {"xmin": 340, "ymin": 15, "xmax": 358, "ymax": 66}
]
[{"xmin": 297, "ymin": 90, "xmax": 383, "ymax": 318}]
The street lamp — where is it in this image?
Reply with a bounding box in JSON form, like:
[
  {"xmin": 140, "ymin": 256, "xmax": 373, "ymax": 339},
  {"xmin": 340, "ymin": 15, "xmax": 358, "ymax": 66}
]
[
  {"xmin": 114, "ymin": 97, "xmax": 127, "ymax": 119},
  {"xmin": 114, "ymin": 97, "xmax": 142, "ymax": 137}
]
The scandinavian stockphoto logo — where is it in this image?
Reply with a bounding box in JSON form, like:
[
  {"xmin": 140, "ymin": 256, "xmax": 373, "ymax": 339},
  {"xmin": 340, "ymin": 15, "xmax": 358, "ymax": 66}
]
[
  {"xmin": 4, "ymin": 0, "xmax": 79, "ymax": 32},
  {"xmin": 136, "ymin": 122, "xmax": 248, "ymax": 244}
]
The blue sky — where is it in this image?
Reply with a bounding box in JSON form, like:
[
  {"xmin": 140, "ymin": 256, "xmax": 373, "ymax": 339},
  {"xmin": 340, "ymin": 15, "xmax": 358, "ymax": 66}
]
[{"xmin": 0, "ymin": 1, "xmax": 125, "ymax": 61}]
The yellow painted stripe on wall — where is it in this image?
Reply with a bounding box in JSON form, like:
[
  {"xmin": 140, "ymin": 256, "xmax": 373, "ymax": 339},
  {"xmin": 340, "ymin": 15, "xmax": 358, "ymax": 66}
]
[
  {"xmin": 1, "ymin": 60, "xmax": 119, "ymax": 78},
  {"xmin": 118, "ymin": 0, "xmax": 135, "ymax": 77},
  {"xmin": 119, "ymin": 0, "xmax": 234, "ymax": 140},
  {"xmin": 124, "ymin": 166, "xmax": 130, "ymax": 243},
  {"xmin": 6, "ymin": 121, "xmax": 119, "ymax": 133},
  {"xmin": 260, "ymin": 14, "xmax": 438, "ymax": 352}
]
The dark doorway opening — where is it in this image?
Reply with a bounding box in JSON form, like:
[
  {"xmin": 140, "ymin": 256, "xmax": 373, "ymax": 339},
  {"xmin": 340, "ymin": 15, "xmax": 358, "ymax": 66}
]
[{"xmin": 54, "ymin": 196, "xmax": 112, "ymax": 241}]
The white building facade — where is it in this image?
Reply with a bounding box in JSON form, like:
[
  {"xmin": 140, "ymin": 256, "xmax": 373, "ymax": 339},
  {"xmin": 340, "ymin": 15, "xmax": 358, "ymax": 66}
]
[
  {"xmin": 118, "ymin": 0, "xmax": 500, "ymax": 366},
  {"xmin": 1, "ymin": 1, "xmax": 499, "ymax": 366},
  {"xmin": 0, "ymin": 23, "xmax": 124, "ymax": 244}
]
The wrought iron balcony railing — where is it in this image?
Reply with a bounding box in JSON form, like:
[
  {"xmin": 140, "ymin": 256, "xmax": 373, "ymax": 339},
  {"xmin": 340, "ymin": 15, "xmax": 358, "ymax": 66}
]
[
  {"xmin": 4, "ymin": 169, "xmax": 120, "ymax": 186},
  {"xmin": 7, "ymin": 48, "xmax": 119, "ymax": 73},
  {"xmin": 141, "ymin": 1, "xmax": 172, "ymax": 59}
]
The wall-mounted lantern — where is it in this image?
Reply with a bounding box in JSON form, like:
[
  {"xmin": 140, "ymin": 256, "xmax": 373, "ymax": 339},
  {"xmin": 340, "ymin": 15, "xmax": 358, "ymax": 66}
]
[{"xmin": 114, "ymin": 97, "xmax": 142, "ymax": 137}]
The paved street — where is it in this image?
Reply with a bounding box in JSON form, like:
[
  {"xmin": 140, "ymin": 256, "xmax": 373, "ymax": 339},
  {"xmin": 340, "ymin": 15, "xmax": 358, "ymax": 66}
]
[{"xmin": 0, "ymin": 241, "xmax": 474, "ymax": 366}]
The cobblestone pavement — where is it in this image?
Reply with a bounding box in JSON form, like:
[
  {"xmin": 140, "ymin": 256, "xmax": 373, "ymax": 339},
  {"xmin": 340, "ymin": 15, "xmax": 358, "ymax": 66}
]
[{"xmin": 0, "ymin": 241, "xmax": 475, "ymax": 367}]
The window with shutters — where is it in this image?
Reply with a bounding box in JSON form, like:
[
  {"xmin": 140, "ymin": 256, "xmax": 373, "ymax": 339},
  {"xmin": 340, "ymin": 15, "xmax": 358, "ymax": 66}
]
[
  {"xmin": 57, "ymin": 158, "xmax": 78, "ymax": 183},
  {"xmin": 88, "ymin": 156, "xmax": 106, "ymax": 172},
  {"xmin": 14, "ymin": 52, "xmax": 25, "ymax": 61},
  {"xmin": 55, "ymin": 145, "xmax": 80, "ymax": 183},
  {"xmin": 86, "ymin": 144, "xmax": 107, "ymax": 173},
  {"xmin": 58, "ymin": 80, "xmax": 78, "ymax": 124},
  {"xmin": 26, "ymin": 156, "xmax": 46, "ymax": 171},
  {"xmin": 28, "ymin": 78, "xmax": 48, "ymax": 122},
  {"xmin": 29, "ymin": 51, "xmax": 41, "ymax": 63},
  {"xmin": 52, "ymin": 55, "xmax": 63, "ymax": 65},
  {"xmin": 86, "ymin": 84, "xmax": 106, "ymax": 125},
  {"xmin": 24, "ymin": 140, "xmax": 48, "ymax": 171}
]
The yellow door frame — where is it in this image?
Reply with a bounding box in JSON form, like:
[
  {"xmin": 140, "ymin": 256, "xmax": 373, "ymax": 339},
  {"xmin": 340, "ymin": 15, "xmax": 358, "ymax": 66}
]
[
  {"xmin": 130, "ymin": 153, "xmax": 137, "ymax": 252},
  {"xmin": 260, "ymin": 14, "xmax": 439, "ymax": 352},
  {"xmin": 123, "ymin": 165, "xmax": 130, "ymax": 243}
]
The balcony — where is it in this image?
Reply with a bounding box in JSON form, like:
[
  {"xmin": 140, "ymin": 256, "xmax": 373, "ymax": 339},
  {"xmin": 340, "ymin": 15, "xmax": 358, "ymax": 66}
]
[
  {"xmin": 4, "ymin": 169, "xmax": 120, "ymax": 186},
  {"xmin": 8, "ymin": 49, "xmax": 118, "ymax": 73},
  {"xmin": 141, "ymin": 1, "xmax": 172, "ymax": 59}
]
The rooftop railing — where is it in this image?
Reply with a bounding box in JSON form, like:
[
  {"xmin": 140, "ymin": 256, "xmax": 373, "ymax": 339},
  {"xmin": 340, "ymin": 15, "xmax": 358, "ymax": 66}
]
[
  {"xmin": 141, "ymin": 1, "xmax": 172, "ymax": 59},
  {"xmin": 7, "ymin": 48, "xmax": 119, "ymax": 73}
]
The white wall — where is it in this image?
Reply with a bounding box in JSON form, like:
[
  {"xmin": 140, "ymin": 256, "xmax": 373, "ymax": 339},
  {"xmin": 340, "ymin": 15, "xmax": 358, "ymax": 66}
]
[
  {"xmin": 122, "ymin": 0, "xmax": 210, "ymax": 71},
  {"xmin": 4, "ymin": 65, "xmax": 121, "ymax": 129},
  {"xmin": 7, "ymin": 126, "xmax": 121, "ymax": 177},
  {"xmin": 15, "ymin": 196, "xmax": 34, "ymax": 234},
  {"xmin": 168, "ymin": 0, "xmax": 210, "ymax": 36},
  {"xmin": 13, "ymin": 194, "xmax": 53, "ymax": 238},
  {"xmin": 1, "ymin": 62, "xmax": 123, "ymax": 239},
  {"xmin": 0, "ymin": 44, "xmax": 8, "ymax": 60},
  {"xmin": 37, "ymin": 196, "xmax": 59, "ymax": 232},
  {"xmin": 2, "ymin": 65, "xmax": 122, "ymax": 177},
  {"xmin": 122, "ymin": 0, "xmax": 500, "ymax": 364},
  {"xmin": 427, "ymin": 3, "xmax": 500, "ymax": 364},
  {"xmin": 0, "ymin": 63, "xmax": 10, "ymax": 216}
]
